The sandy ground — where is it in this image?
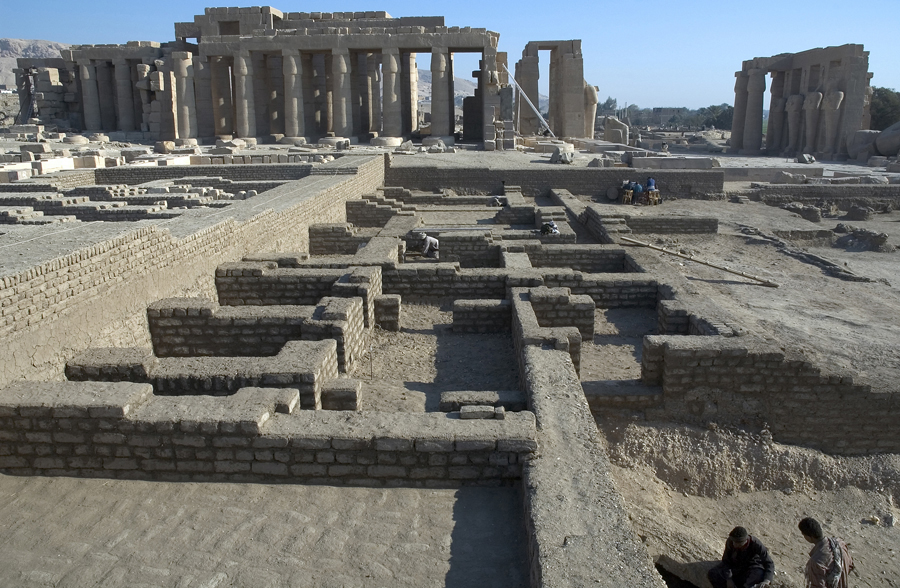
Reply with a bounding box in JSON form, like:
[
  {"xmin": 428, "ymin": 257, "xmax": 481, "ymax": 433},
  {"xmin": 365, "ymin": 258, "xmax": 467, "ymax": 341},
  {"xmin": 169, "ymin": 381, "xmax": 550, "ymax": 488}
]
[
  {"xmin": 0, "ymin": 475, "xmax": 527, "ymax": 588},
  {"xmin": 585, "ymin": 199, "xmax": 900, "ymax": 393},
  {"xmin": 601, "ymin": 422, "xmax": 900, "ymax": 588},
  {"xmin": 352, "ymin": 303, "xmax": 519, "ymax": 412}
]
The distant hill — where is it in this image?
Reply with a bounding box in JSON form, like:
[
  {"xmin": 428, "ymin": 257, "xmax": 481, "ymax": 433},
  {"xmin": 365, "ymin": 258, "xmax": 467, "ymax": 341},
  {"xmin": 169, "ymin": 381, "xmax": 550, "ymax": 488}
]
[{"xmin": 0, "ymin": 38, "xmax": 70, "ymax": 88}]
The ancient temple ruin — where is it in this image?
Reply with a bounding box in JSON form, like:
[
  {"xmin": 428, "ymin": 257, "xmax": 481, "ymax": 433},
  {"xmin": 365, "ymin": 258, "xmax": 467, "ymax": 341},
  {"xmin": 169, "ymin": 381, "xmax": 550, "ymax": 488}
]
[
  {"xmin": 730, "ymin": 44, "xmax": 872, "ymax": 159},
  {"xmin": 14, "ymin": 7, "xmax": 601, "ymax": 147}
]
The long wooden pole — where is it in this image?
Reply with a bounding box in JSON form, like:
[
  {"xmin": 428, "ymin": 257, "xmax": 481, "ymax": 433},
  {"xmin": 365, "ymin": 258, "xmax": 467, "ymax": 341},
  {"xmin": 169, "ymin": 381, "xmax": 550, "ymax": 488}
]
[{"xmin": 620, "ymin": 235, "xmax": 780, "ymax": 288}]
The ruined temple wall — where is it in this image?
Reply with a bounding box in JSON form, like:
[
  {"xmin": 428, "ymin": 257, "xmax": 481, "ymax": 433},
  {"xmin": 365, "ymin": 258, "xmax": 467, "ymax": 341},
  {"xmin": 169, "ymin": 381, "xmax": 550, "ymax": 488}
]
[
  {"xmin": 641, "ymin": 335, "xmax": 900, "ymax": 455},
  {"xmin": 385, "ymin": 166, "xmax": 725, "ymax": 198},
  {"xmin": 0, "ymin": 157, "xmax": 385, "ymax": 389}
]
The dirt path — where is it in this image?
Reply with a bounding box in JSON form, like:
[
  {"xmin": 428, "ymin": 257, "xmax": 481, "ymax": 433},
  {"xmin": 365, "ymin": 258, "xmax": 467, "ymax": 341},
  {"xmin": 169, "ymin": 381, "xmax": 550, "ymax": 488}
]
[{"xmin": 0, "ymin": 475, "xmax": 528, "ymax": 588}]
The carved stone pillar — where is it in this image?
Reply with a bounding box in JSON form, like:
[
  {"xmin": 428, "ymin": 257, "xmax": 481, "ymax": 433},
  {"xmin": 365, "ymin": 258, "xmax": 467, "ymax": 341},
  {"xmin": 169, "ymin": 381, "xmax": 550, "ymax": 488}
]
[
  {"xmin": 193, "ymin": 55, "xmax": 215, "ymax": 139},
  {"xmin": 766, "ymin": 97, "xmax": 786, "ymax": 154},
  {"xmin": 402, "ymin": 53, "xmax": 418, "ymax": 136},
  {"xmin": 95, "ymin": 61, "xmax": 117, "ymax": 131},
  {"xmin": 741, "ymin": 69, "xmax": 766, "ymax": 153},
  {"xmin": 113, "ymin": 59, "xmax": 135, "ymax": 132},
  {"xmin": 209, "ymin": 56, "xmax": 234, "ymax": 137},
  {"xmin": 234, "ymin": 51, "xmax": 256, "ymax": 138},
  {"xmin": 584, "ymin": 83, "xmax": 598, "ymax": 138},
  {"xmin": 803, "ymin": 91, "xmax": 823, "ymax": 153},
  {"xmin": 331, "ymin": 49, "xmax": 352, "ymax": 138},
  {"xmin": 785, "ymin": 94, "xmax": 804, "ymax": 154},
  {"xmin": 374, "ymin": 48, "xmax": 402, "ymax": 146},
  {"xmin": 430, "ymin": 48, "xmax": 452, "ymax": 140},
  {"xmin": 79, "ymin": 62, "xmax": 102, "ymax": 132},
  {"xmin": 821, "ymin": 90, "xmax": 845, "ymax": 156},
  {"xmin": 172, "ymin": 51, "xmax": 198, "ymax": 139},
  {"xmin": 515, "ymin": 48, "xmax": 540, "ymax": 135},
  {"xmin": 282, "ymin": 49, "xmax": 305, "ymax": 139},
  {"xmin": 367, "ymin": 53, "xmax": 381, "ymax": 135},
  {"xmin": 729, "ymin": 72, "xmax": 749, "ymax": 153}
]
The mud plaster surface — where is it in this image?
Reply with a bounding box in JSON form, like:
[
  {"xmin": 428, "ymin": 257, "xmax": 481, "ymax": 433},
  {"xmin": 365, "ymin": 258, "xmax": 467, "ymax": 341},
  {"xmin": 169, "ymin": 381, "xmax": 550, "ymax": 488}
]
[
  {"xmin": 0, "ymin": 475, "xmax": 527, "ymax": 588},
  {"xmin": 351, "ymin": 303, "xmax": 519, "ymax": 412}
]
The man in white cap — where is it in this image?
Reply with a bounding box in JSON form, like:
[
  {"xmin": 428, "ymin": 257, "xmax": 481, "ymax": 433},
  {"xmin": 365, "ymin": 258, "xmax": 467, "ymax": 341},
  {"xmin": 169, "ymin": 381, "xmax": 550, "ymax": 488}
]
[{"xmin": 419, "ymin": 232, "xmax": 439, "ymax": 259}]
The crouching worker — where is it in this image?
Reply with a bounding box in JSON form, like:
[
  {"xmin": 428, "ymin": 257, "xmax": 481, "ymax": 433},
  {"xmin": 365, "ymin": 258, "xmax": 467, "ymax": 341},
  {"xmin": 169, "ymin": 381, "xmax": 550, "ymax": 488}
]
[
  {"xmin": 708, "ymin": 526, "xmax": 775, "ymax": 588},
  {"xmin": 420, "ymin": 232, "xmax": 440, "ymax": 259},
  {"xmin": 540, "ymin": 220, "xmax": 560, "ymax": 235}
]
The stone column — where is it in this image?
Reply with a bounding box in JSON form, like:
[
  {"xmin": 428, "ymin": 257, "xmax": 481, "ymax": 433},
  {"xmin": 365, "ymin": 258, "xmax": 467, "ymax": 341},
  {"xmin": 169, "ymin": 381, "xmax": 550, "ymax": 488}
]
[
  {"xmin": 209, "ymin": 56, "xmax": 234, "ymax": 137},
  {"xmin": 113, "ymin": 59, "xmax": 135, "ymax": 132},
  {"xmin": 79, "ymin": 62, "xmax": 102, "ymax": 132},
  {"xmin": 766, "ymin": 97, "xmax": 786, "ymax": 153},
  {"xmin": 374, "ymin": 47, "xmax": 402, "ymax": 146},
  {"xmin": 785, "ymin": 94, "xmax": 804, "ymax": 154},
  {"xmin": 172, "ymin": 51, "xmax": 198, "ymax": 139},
  {"xmin": 366, "ymin": 53, "xmax": 381, "ymax": 135},
  {"xmin": 405, "ymin": 53, "xmax": 418, "ymax": 135},
  {"xmin": 803, "ymin": 91, "xmax": 823, "ymax": 153},
  {"xmin": 429, "ymin": 48, "xmax": 452, "ymax": 141},
  {"xmin": 821, "ymin": 90, "xmax": 844, "ymax": 156},
  {"xmin": 515, "ymin": 46, "xmax": 540, "ymax": 135},
  {"xmin": 282, "ymin": 49, "xmax": 305, "ymax": 140},
  {"xmin": 729, "ymin": 71, "xmax": 749, "ymax": 153},
  {"xmin": 584, "ymin": 83, "xmax": 598, "ymax": 138},
  {"xmin": 193, "ymin": 55, "xmax": 216, "ymax": 140},
  {"xmin": 267, "ymin": 54, "xmax": 284, "ymax": 136},
  {"xmin": 331, "ymin": 49, "xmax": 353, "ymax": 139},
  {"xmin": 741, "ymin": 68, "xmax": 766, "ymax": 154},
  {"xmin": 252, "ymin": 52, "xmax": 269, "ymax": 136},
  {"xmin": 234, "ymin": 51, "xmax": 256, "ymax": 138},
  {"xmin": 301, "ymin": 53, "xmax": 317, "ymax": 138},
  {"xmin": 95, "ymin": 61, "xmax": 117, "ymax": 131}
]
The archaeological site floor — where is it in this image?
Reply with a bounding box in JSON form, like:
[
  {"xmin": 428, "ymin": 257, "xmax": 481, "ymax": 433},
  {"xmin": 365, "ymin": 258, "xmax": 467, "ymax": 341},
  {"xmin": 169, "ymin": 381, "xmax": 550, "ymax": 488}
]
[{"xmin": 0, "ymin": 143, "xmax": 898, "ymax": 587}]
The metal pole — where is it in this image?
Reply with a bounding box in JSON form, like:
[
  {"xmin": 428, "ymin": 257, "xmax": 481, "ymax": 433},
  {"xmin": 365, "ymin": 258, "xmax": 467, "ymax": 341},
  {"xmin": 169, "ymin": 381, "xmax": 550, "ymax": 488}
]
[
  {"xmin": 502, "ymin": 64, "xmax": 554, "ymax": 138},
  {"xmin": 620, "ymin": 236, "xmax": 780, "ymax": 288}
]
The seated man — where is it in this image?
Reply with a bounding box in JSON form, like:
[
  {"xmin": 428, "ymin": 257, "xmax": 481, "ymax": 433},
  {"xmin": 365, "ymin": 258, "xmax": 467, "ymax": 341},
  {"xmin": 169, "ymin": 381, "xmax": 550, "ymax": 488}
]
[
  {"xmin": 646, "ymin": 177, "xmax": 657, "ymax": 191},
  {"xmin": 708, "ymin": 527, "xmax": 774, "ymax": 588},
  {"xmin": 419, "ymin": 232, "xmax": 439, "ymax": 259}
]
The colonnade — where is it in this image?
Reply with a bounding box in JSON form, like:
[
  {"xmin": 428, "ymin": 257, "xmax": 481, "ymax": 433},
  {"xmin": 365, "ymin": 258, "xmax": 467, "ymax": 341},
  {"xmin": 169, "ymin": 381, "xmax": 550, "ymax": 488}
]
[
  {"xmin": 77, "ymin": 45, "xmax": 469, "ymax": 143},
  {"xmin": 730, "ymin": 45, "xmax": 872, "ymax": 158}
]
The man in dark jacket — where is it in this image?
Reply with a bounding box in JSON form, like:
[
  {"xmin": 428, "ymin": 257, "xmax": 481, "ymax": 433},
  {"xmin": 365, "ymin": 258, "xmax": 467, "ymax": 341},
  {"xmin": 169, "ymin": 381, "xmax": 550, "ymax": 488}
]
[{"xmin": 708, "ymin": 526, "xmax": 775, "ymax": 588}]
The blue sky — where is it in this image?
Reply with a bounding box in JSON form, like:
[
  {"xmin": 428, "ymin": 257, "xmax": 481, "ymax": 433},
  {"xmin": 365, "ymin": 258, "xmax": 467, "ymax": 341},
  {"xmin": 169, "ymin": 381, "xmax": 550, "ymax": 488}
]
[{"xmin": 3, "ymin": 0, "xmax": 898, "ymax": 109}]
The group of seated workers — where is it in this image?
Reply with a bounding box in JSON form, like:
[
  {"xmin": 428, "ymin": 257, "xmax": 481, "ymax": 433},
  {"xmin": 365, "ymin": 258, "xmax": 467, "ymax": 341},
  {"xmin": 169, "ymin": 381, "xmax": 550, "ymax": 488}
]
[{"xmin": 621, "ymin": 177, "xmax": 659, "ymax": 205}]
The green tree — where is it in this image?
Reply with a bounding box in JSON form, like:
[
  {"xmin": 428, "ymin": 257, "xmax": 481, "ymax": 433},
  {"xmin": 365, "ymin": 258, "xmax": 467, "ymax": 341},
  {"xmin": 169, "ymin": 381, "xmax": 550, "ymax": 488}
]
[
  {"xmin": 869, "ymin": 87, "xmax": 900, "ymax": 130},
  {"xmin": 600, "ymin": 96, "xmax": 617, "ymax": 111}
]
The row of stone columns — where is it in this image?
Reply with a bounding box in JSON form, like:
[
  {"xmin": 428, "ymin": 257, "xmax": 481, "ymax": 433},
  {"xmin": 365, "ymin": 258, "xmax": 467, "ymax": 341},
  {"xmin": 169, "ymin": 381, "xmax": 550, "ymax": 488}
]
[
  {"xmin": 733, "ymin": 67, "xmax": 849, "ymax": 156},
  {"xmin": 79, "ymin": 47, "xmax": 463, "ymax": 142},
  {"xmin": 189, "ymin": 47, "xmax": 428, "ymax": 143}
]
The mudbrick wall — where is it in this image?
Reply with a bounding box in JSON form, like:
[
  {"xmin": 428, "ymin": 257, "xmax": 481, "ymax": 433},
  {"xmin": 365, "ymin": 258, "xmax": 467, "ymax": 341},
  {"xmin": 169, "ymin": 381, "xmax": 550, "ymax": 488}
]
[
  {"xmin": 640, "ymin": 335, "xmax": 900, "ymax": 454},
  {"xmin": 452, "ymin": 299, "xmax": 512, "ymax": 333},
  {"xmin": 0, "ymin": 382, "xmax": 537, "ymax": 486},
  {"xmin": 0, "ymin": 156, "xmax": 385, "ymax": 389},
  {"xmin": 146, "ymin": 296, "xmax": 367, "ymax": 374},
  {"xmin": 214, "ymin": 264, "xmax": 381, "ymax": 331},
  {"xmin": 385, "ymin": 163, "xmax": 725, "ymax": 198}
]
